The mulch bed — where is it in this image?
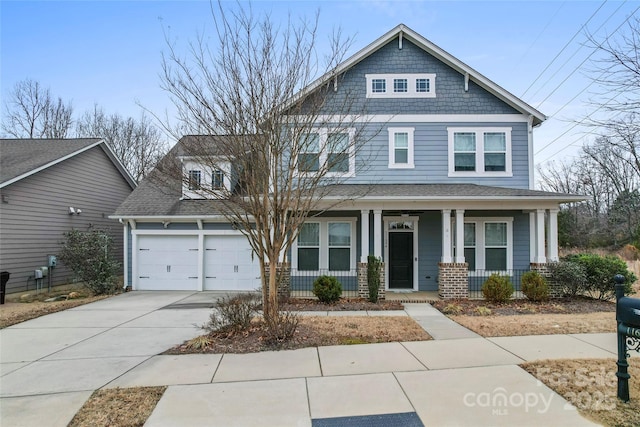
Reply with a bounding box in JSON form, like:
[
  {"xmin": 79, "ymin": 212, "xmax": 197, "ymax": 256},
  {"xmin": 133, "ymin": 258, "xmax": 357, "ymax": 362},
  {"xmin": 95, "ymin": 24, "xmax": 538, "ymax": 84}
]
[
  {"xmin": 432, "ymin": 296, "xmax": 615, "ymax": 316},
  {"xmin": 280, "ymin": 297, "xmax": 404, "ymax": 311}
]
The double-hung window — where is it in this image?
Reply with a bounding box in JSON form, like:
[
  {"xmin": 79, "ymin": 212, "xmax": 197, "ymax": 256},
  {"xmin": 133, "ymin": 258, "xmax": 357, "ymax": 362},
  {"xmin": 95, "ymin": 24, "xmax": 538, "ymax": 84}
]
[
  {"xmin": 297, "ymin": 223, "xmax": 320, "ymax": 271},
  {"xmin": 448, "ymin": 127, "xmax": 512, "ymax": 176},
  {"xmin": 188, "ymin": 170, "xmax": 201, "ymax": 190},
  {"xmin": 294, "ymin": 219, "xmax": 355, "ymax": 272},
  {"xmin": 297, "ymin": 129, "xmax": 354, "ymax": 177},
  {"xmin": 454, "ymin": 218, "xmax": 512, "ymax": 272},
  {"xmin": 212, "ymin": 170, "xmax": 224, "ymax": 189},
  {"xmin": 388, "ymin": 127, "xmax": 414, "ymax": 168},
  {"xmin": 299, "ymin": 133, "xmax": 320, "ymax": 173}
]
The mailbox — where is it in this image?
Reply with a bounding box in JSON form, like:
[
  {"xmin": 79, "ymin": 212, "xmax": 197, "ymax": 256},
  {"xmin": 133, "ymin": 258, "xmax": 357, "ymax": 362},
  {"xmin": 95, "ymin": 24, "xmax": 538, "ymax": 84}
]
[{"xmin": 617, "ymin": 297, "xmax": 640, "ymax": 328}]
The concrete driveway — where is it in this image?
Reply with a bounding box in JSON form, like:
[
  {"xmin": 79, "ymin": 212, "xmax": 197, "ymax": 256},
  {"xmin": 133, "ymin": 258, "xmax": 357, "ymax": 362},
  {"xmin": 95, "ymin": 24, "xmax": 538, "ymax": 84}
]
[{"xmin": 0, "ymin": 291, "xmax": 212, "ymax": 425}]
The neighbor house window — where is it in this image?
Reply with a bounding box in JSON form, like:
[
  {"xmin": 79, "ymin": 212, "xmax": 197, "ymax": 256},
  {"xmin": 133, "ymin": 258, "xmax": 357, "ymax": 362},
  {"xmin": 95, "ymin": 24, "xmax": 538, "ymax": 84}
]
[
  {"xmin": 297, "ymin": 129, "xmax": 355, "ymax": 177},
  {"xmin": 448, "ymin": 127, "xmax": 512, "ymax": 176},
  {"xmin": 188, "ymin": 170, "xmax": 201, "ymax": 190},
  {"xmin": 299, "ymin": 133, "xmax": 320, "ymax": 173},
  {"xmin": 328, "ymin": 222, "xmax": 351, "ymax": 271},
  {"xmin": 388, "ymin": 127, "xmax": 414, "ymax": 168},
  {"xmin": 297, "ymin": 222, "xmax": 320, "ymax": 271},
  {"xmin": 212, "ymin": 170, "xmax": 224, "ymax": 189},
  {"xmin": 293, "ymin": 219, "xmax": 356, "ymax": 272},
  {"xmin": 366, "ymin": 74, "xmax": 436, "ymax": 98}
]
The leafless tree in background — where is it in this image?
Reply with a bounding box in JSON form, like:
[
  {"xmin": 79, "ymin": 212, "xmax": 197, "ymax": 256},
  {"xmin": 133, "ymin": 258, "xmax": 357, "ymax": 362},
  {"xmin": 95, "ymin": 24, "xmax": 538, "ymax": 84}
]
[
  {"xmin": 76, "ymin": 105, "xmax": 168, "ymax": 182},
  {"xmin": 2, "ymin": 79, "xmax": 73, "ymax": 138},
  {"xmin": 159, "ymin": 4, "xmax": 375, "ymax": 330}
]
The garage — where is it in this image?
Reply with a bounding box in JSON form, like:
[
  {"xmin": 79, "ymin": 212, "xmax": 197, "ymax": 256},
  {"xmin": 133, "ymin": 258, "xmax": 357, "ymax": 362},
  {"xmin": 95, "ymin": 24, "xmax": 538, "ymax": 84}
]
[
  {"xmin": 137, "ymin": 235, "xmax": 198, "ymax": 291},
  {"xmin": 204, "ymin": 235, "xmax": 260, "ymax": 291}
]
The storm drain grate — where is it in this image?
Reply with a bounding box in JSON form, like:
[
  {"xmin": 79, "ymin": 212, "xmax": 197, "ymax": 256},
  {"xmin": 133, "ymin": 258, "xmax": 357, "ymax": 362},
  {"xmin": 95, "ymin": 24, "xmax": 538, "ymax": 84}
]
[{"xmin": 312, "ymin": 412, "xmax": 423, "ymax": 427}]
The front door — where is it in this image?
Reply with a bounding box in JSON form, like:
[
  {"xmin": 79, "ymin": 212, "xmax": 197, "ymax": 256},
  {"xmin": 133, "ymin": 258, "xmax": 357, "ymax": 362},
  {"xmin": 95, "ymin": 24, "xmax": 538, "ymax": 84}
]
[{"xmin": 389, "ymin": 232, "xmax": 413, "ymax": 289}]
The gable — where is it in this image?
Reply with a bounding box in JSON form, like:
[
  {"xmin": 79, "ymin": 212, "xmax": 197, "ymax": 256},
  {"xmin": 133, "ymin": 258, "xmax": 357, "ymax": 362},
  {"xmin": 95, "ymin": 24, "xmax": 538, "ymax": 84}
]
[{"xmin": 322, "ymin": 38, "xmax": 521, "ymax": 117}]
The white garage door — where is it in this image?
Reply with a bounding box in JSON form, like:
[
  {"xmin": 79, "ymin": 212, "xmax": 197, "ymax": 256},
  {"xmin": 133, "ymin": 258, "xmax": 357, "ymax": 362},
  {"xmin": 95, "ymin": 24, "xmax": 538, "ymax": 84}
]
[
  {"xmin": 204, "ymin": 235, "xmax": 260, "ymax": 291},
  {"xmin": 137, "ymin": 235, "xmax": 198, "ymax": 290}
]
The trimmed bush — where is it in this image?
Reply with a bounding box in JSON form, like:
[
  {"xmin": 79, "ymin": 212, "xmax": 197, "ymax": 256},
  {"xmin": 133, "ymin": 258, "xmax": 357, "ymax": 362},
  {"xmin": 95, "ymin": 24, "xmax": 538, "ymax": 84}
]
[
  {"xmin": 367, "ymin": 255, "xmax": 382, "ymax": 303},
  {"xmin": 549, "ymin": 261, "xmax": 588, "ymax": 296},
  {"xmin": 481, "ymin": 273, "xmax": 514, "ymax": 303},
  {"xmin": 312, "ymin": 275, "xmax": 342, "ymax": 303},
  {"xmin": 204, "ymin": 293, "xmax": 260, "ymax": 333},
  {"xmin": 521, "ymin": 271, "xmax": 549, "ymax": 302},
  {"xmin": 564, "ymin": 253, "xmax": 636, "ymax": 300}
]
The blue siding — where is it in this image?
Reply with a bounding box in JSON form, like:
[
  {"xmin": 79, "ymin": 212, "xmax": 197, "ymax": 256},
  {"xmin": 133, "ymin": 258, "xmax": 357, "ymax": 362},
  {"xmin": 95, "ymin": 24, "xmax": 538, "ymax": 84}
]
[
  {"xmin": 322, "ymin": 38, "xmax": 520, "ymax": 115},
  {"xmin": 350, "ymin": 121, "xmax": 530, "ymax": 189}
]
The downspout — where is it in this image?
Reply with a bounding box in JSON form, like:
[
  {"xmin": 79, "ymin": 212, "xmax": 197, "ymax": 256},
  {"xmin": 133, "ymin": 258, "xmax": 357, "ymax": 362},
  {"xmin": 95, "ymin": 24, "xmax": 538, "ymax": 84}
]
[
  {"xmin": 119, "ymin": 219, "xmax": 129, "ymax": 290},
  {"xmin": 527, "ymin": 115, "xmax": 534, "ymax": 190}
]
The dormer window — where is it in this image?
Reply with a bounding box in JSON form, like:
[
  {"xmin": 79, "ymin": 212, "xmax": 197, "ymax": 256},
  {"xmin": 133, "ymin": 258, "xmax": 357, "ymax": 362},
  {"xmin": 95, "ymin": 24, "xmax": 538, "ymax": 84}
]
[
  {"xmin": 366, "ymin": 74, "xmax": 436, "ymax": 98},
  {"xmin": 188, "ymin": 170, "xmax": 201, "ymax": 190}
]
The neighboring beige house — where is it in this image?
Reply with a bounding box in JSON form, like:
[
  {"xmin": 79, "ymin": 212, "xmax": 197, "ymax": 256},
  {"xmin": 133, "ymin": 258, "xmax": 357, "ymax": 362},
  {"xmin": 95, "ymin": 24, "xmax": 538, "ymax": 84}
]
[{"xmin": 0, "ymin": 139, "xmax": 136, "ymax": 294}]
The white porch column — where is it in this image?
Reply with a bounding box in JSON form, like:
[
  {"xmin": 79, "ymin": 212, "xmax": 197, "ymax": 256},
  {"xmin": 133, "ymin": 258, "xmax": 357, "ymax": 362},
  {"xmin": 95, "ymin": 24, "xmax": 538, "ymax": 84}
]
[
  {"xmin": 547, "ymin": 208, "xmax": 559, "ymax": 262},
  {"xmin": 360, "ymin": 209, "xmax": 370, "ymax": 262},
  {"xmin": 529, "ymin": 212, "xmax": 536, "ymax": 263},
  {"xmin": 535, "ymin": 209, "xmax": 546, "ymax": 263},
  {"xmin": 455, "ymin": 209, "xmax": 465, "ymax": 263},
  {"xmin": 441, "ymin": 209, "xmax": 452, "ymax": 263},
  {"xmin": 373, "ymin": 210, "xmax": 382, "ymax": 258}
]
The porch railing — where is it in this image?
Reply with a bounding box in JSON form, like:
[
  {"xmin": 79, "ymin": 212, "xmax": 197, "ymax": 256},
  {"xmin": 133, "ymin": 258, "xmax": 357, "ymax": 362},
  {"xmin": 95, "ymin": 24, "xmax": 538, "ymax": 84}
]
[
  {"xmin": 468, "ymin": 269, "xmax": 528, "ymax": 299},
  {"xmin": 290, "ymin": 269, "xmax": 359, "ymax": 298}
]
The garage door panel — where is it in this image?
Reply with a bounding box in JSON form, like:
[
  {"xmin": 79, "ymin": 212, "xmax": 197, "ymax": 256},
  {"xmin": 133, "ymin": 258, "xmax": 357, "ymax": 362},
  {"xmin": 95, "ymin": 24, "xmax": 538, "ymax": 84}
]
[
  {"xmin": 136, "ymin": 235, "xmax": 198, "ymax": 291},
  {"xmin": 204, "ymin": 235, "xmax": 260, "ymax": 291}
]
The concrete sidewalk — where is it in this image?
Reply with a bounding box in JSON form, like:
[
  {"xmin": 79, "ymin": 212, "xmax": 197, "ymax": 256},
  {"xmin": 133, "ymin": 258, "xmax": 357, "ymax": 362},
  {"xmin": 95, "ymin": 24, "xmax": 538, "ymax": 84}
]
[{"xmin": 0, "ymin": 292, "xmax": 622, "ymax": 426}]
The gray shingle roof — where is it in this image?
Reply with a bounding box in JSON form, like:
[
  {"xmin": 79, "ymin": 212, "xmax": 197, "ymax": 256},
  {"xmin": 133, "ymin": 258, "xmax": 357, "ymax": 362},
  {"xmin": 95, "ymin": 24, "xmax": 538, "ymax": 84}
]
[{"xmin": 0, "ymin": 138, "xmax": 102, "ymax": 185}]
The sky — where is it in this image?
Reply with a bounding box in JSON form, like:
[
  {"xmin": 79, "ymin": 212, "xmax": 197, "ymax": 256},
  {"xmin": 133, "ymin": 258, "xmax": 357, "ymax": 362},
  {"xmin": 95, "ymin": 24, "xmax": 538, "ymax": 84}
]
[{"xmin": 1, "ymin": 0, "xmax": 638, "ymax": 170}]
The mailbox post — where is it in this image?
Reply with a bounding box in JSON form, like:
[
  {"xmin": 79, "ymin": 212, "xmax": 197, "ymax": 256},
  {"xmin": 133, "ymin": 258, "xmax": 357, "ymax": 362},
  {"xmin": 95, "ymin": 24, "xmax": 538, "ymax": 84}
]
[{"xmin": 615, "ymin": 274, "xmax": 640, "ymax": 402}]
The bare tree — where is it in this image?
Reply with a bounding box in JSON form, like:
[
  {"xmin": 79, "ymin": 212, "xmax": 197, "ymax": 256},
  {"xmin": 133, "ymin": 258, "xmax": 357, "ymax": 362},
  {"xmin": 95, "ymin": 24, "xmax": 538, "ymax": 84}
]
[
  {"xmin": 2, "ymin": 79, "xmax": 73, "ymax": 138},
  {"xmin": 158, "ymin": 4, "xmax": 373, "ymax": 329},
  {"xmin": 76, "ymin": 105, "xmax": 168, "ymax": 182}
]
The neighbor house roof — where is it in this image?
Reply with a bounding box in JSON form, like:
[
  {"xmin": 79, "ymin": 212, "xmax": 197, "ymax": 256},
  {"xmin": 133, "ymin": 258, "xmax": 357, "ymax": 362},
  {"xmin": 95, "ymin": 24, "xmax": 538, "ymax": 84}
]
[
  {"xmin": 295, "ymin": 24, "xmax": 546, "ymax": 126},
  {"xmin": 0, "ymin": 138, "xmax": 137, "ymax": 189}
]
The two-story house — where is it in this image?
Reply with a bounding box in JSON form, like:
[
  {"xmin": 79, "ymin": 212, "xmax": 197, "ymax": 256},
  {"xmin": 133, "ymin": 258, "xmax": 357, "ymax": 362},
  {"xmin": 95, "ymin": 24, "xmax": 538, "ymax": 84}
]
[{"xmin": 112, "ymin": 24, "xmax": 582, "ymax": 299}]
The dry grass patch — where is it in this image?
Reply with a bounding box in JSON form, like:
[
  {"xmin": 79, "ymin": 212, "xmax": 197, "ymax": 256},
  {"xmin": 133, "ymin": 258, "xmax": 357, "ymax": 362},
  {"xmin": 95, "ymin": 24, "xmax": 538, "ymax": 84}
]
[
  {"xmin": 522, "ymin": 358, "xmax": 640, "ymax": 427},
  {"xmin": 167, "ymin": 315, "xmax": 431, "ymax": 354},
  {"xmin": 452, "ymin": 312, "xmax": 616, "ymax": 337},
  {"xmin": 0, "ymin": 295, "xmax": 110, "ymax": 328},
  {"xmin": 68, "ymin": 386, "xmax": 166, "ymax": 427}
]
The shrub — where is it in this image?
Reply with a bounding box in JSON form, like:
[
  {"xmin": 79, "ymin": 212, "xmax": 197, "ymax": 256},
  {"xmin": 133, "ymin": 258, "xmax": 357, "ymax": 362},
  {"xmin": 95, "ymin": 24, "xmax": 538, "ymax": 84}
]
[
  {"xmin": 549, "ymin": 261, "xmax": 588, "ymax": 296},
  {"xmin": 481, "ymin": 274, "xmax": 514, "ymax": 303},
  {"xmin": 564, "ymin": 253, "xmax": 636, "ymax": 300},
  {"xmin": 521, "ymin": 271, "xmax": 549, "ymax": 302},
  {"xmin": 204, "ymin": 293, "xmax": 260, "ymax": 333},
  {"xmin": 312, "ymin": 275, "xmax": 342, "ymax": 303},
  {"xmin": 442, "ymin": 303, "xmax": 463, "ymax": 315},
  {"xmin": 264, "ymin": 310, "xmax": 299, "ymax": 344},
  {"xmin": 58, "ymin": 228, "xmax": 120, "ymax": 295},
  {"xmin": 367, "ymin": 255, "xmax": 382, "ymax": 303},
  {"xmin": 475, "ymin": 306, "xmax": 492, "ymax": 316}
]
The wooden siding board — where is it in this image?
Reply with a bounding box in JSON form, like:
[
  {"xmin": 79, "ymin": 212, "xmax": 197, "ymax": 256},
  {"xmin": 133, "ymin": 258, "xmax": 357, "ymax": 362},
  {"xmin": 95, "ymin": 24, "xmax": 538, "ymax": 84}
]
[{"xmin": 0, "ymin": 146, "xmax": 133, "ymax": 294}]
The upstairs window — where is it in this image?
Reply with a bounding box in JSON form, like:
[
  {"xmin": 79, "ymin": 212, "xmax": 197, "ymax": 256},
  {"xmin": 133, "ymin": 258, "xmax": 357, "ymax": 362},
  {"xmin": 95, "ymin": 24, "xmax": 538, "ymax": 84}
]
[
  {"xmin": 299, "ymin": 133, "xmax": 320, "ymax": 173},
  {"xmin": 388, "ymin": 127, "xmax": 414, "ymax": 168},
  {"xmin": 366, "ymin": 74, "xmax": 436, "ymax": 98},
  {"xmin": 448, "ymin": 127, "xmax": 512, "ymax": 177},
  {"xmin": 188, "ymin": 170, "xmax": 201, "ymax": 190},
  {"xmin": 393, "ymin": 78, "xmax": 408, "ymax": 93},
  {"xmin": 371, "ymin": 79, "xmax": 386, "ymax": 93},
  {"xmin": 297, "ymin": 128, "xmax": 355, "ymax": 177},
  {"xmin": 212, "ymin": 170, "xmax": 224, "ymax": 189}
]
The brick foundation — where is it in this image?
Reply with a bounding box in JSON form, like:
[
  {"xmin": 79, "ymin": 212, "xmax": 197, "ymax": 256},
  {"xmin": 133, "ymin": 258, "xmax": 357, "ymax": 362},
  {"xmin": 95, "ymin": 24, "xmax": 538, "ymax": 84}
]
[
  {"xmin": 530, "ymin": 262, "xmax": 561, "ymax": 298},
  {"xmin": 264, "ymin": 262, "xmax": 291, "ymax": 299},
  {"xmin": 438, "ymin": 262, "xmax": 469, "ymax": 300},
  {"xmin": 357, "ymin": 262, "xmax": 385, "ymax": 301}
]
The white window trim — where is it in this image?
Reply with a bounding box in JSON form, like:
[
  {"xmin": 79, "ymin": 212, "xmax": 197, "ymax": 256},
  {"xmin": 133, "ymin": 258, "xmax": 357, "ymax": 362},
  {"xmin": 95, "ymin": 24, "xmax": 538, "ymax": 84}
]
[
  {"xmin": 295, "ymin": 128, "xmax": 356, "ymax": 178},
  {"xmin": 453, "ymin": 217, "xmax": 513, "ymax": 273},
  {"xmin": 365, "ymin": 73, "xmax": 436, "ymax": 98},
  {"xmin": 291, "ymin": 218, "xmax": 357, "ymax": 274},
  {"xmin": 388, "ymin": 127, "xmax": 415, "ymax": 169},
  {"xmin": 447, "ymin": 127, "xmax": 512, "ymax": 177}
]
